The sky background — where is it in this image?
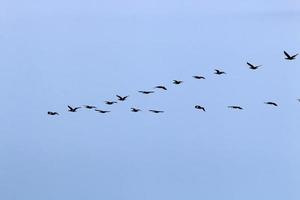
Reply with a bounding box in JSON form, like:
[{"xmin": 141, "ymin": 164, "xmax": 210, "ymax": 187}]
[{"xmin": 0, "ymin": 0, "xmax": 300, "ymax": 199}]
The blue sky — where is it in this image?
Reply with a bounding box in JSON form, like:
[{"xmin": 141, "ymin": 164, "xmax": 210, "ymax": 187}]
[{"xmin": 0, "ymin": 0, "xmax": 300, "ymax": 199}]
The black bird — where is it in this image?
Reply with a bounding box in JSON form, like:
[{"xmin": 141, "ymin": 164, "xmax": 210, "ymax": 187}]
[
  {"xmin": 228, "ymin": 106, "xmax": 243, "ymax": 110},
  {"xmin": 154, "ymin": 86, "xmax": 167, "ymax": 90},
  {"xmin": 95, "ymin": 109, "xmax": 110, "ymax": 113},
  {"xmin": 195, "ymin": 105, "xmax": 206, "ymax": 112},
  {"xmin": 193, "ymin": 75, "xmax": 205, "ymax": 79},
  {"xmin": 247, "ymin": 62, "xmax": 262, "ymax": 70},
  {"xmin": 264, "ymin": 102, "xmax": 278, "ymax": 107},
  {"xmin": 149, "ymin": 110, "xmax": 164, "ymax": 113},
  {"xmin": 214, "ymin": 69, "xmax": 226, "ymax": 75},
  {"xmin": 116, "ymin": 95, "xmax": 129, "ymax": 101},
  {"xmin": 131, "ymin": 108, "xmax": 141, "ymax": 112},
  {"xmin": 83, "ymin": 105, "xmax": 96, "ymax": 109},
  {"xmin": 173, "ymin": 80, "xmax": 183, "ymax": 84},
  {"xmin": 284, "ymin": 51, "xmax": 298, "ymax": 60},
  {"xmin": 139, "ymin": 91, "xmax": 155, "ymax": 94},
  {"xmin": 68, "ymin": 105, "xmax": 81, "ymax": 112},
  {"xmin": 105, "ymin": 101, "xmax": 117, "ymax": 105},
  {"xmin": 48, "ymin": 111, "xmax": 59, "ymax": 115}
]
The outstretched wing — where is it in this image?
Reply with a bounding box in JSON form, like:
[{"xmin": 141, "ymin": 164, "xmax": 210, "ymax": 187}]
[{"xmin": 284, "ymin": 51, "xmax": 291, "ymax": 58}]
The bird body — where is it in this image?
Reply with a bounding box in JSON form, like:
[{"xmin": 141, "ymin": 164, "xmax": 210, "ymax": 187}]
[
  {"xmin": 105, "ymin": 101, "xmax": 117, "ymax": 105},
  {"xmin": 83, "ymin": 105, "xmax": 96, "ymax": 109},
  {"xmin": 284, "ymin": 51, "xmax": 298, "ymax": 60},
  {"xmin": 228, "ymin": 106, "xmax": 243, "ymax": 110},
  {"xmin": 68, "ymin": 105, "xmax": 81, "ymax": 112},
  {"xmin": 247, "ymin": 62, "xmax": 262, "ymax": 70},
  {"xmin": 149, "ymin": 110, "xmax": 164, "ymax": 113},
  {"xmin": 154, "ymin": 86, "xmax": 167, "ymax": 90},
  {"xmin": 193, "ymin": 76, "xmax": 205, "ymax": 79},
  {"xmin": 48, "ymin": 111, "xmax": 59, "ymax": 115},
  {"xmin": 116, "ymin": 95, "xmax": 129, "ymax": 101},
  {"xmin": 131, "ymin": 108, "xmax": 141, "ymax": 112},
  {"xmin": 173, "ymin": 80, "xmax": 183, "ymax": 84},
  {"xmin": 139, "ymin": 91, "xmax": 154, "ymax": 94},
  {"xmin": 264, "ymin": 102, "xmax": 278, "ymax": 106},
  {"xmin": 95, "ymin": 109, "xmax": 110, "ymax": 113},
  {"xmin": 214, "ymin": 69, "xmax": 226, "ymax": 75},
  {"xmin": 195, "ymin": 105, "xmax": 206, "ymax": 112}
]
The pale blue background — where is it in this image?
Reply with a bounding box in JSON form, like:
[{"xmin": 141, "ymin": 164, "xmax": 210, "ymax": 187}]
[{"xmin": 0, "ymin": 0, "xmax": 300, "ymax": 199}]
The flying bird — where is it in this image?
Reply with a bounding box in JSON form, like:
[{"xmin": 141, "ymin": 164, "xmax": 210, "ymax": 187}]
[
  {"xmin": 284, "ymin": 51, "xmax": 298, "ymax": 60},
  {"xmin": 247, "ymin": 62, "xmax": 262, "ymax": 70},
  {"xmin": 193, "ymin": 75, "xmax": 205, "ymax": 79},
  {"xmin": 131, "ymin": 108, "xmax": 141, "ymax": 112},
  {"xmin": 83, "ymin": 105, "xmax": 96, "ymax": 109},
  {"xmin": 116, "ymin": 95, "xmax": 129, "ymax": 101},
  {"xmin": 154, "ymin": 86, "xmax": 167, "ymax": 90},
  {"xmin": 228, "ymin": 106, "xmax": 243, "ymax": 110},
  {"xmin": 48, "ymin": 111, "xmax": 59, "ymax": 115},
  {"xmin": 149, "ymin": 110, "xmax": 164, "ymax": 113},
  {"xmin": 214, "ymin": 69, "xmax": 226, "ymax": 75},
  {"xmin": 264, "ymin": 102, "xmax": 278, "ymax": 107},
  {"xmin": 95, "ymin": 109, "xmax": 110, "ymax": 113},
  {"xmin": 139, "ymin": 91, "xmax": 155, "ymax": 94},
  {"xmin": 173, "ymin": 80, "xmax": 183, "ymax": 84},
  {"xmin": 195, "ymin": 105, "xmax": 206, "ymax": 112},
  {"xmin": 105, "ymin": 101, "xmax": 117, "ymax": 105},
  {"xmin": 68, "ymin": 105, "xmax": 81, "ymax": 112}
]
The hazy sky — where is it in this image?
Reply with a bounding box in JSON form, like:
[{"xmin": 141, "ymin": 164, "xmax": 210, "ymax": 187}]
[{"xmin": 1, "ymin": 0, "xmax": 300, "ymax": 199}]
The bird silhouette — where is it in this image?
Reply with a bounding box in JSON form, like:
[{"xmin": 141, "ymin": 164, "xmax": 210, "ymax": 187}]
[
  {"xmin": 95, "ymin": 109, "xmax": 110, "ymax": 113},
  {"xmin": 48, "ymin": 111, "xmax": 59, "ymax": 115},
  {"xmin": 116, "ymin": 95, "xmax": 129, "ymax": 101},
  {"xmin": 131, "ymin": 108, "xmax": 141, "ymax": 112},
  {"xmin": 173, "ymin": 80, "xmax": 183, "ymax": 84},
  {"xmin": 195, "ymin": 105, "xmax": 206, "ymax": 111},
  {"xmin": 154, "ymin": 86, "xmax": 167, "ymax": 90},
  {"xmin": 297, "ymin": 99, "xmax": 300, "ymax": 102},
  {"xmin": 264, "ymin": 102, "xmax": 278, "ymax": 106},
  {"xmin": 228, "ymin": 106, "xmax": 243, "ymax": 110},
  {"xmin": 105, "ymin": 101, "xmax": 117, "ymax": 105},
  {"xmin": 139, "ymin": 91, "xmax": 155, "ymax": 94},
  {"xmin": 149, "ymin": 110, "xmax": 164, "ymax": 113},
  {"xmin": 83, "ymin": 105, "xmax": 96, "ymax": 109},
  {"xmin": 284, "ymin": 51, "xmax": 298, "ymax": 60},
  {"xmin": 247, "ymin": 62, "xmax": 262, "ymax": 70},
  {"xmin": 214, "ymin": 69, "xmax": 226, "ymax": 75},
  {"xmin": 193, "ymin": 75, "xmax": 206, "ymax": 79},
  {"xmin": 68, "ymin": 105, "xmax": 81, "ymax": 112}
]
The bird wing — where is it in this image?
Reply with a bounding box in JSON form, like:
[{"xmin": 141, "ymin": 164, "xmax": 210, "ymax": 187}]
[
  {"xmin": 68, "ymin": 105, "xmax": 73, "ymax": 110},
  {"xmin": 284, "ymin": 51, "xmax": 291, "ymax": 57},
  {"xmin": 247, "ymin": 62, "xmax": 255, "ymax": 68}
]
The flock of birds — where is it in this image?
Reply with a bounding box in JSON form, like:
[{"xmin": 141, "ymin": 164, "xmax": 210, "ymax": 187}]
[{"xmin": 48, "ymin": 51, "xmax": 299, "ymax": 116}]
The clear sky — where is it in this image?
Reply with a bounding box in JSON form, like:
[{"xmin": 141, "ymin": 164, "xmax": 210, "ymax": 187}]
[{"xmin": 1, "ymin": 0, "xmax": 300, "ymax": 199}]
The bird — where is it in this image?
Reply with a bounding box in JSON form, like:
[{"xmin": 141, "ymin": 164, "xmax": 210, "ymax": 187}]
[
  {"xmin": 105, "ymin": 101, "xmax": 117, "ymax": 105},
  {"xmin": 48, "ymin": 111, "xmax": 59, "ymax": 115},
  {"xmin": 284, "ymin": 51, "xmax": 298, "ymax": 60},
  {"xmin": 247, "ymin": 62, "xmax": 262, "ymax": 70},
  {"xmin": 297, "ymin": 99, "xmax": 300, "ymax": 102},
  {"xmin": 173, "ymin": 80, "xmax": 183, "ymax": 84},
  {"xmin": 214, "ymin": 69, "xmax": 226, "ymax": 75},
  {"xmin": 83, "ymin": 105, "xmax": 96, "ymax": 109},
  {"xmin": 68, "ymin": 105, "xmax": 81, "ymax": 112},
  {"xmin": 131, "ymin": 108, "xmax": 141, "ymax": 112},
  {"xmin": 116, "ymin": 95, "xmax": 129, "ymax": 101},
  {"xmin": 193, "ymin": 75, "xmax": 205, "ymax": 79},
  {"xmin": 154, "ymin": 86, "xmax": 167, "ymax": 90},
  {"xmin": 149, "ymin": 110, "xmax": 164, "ymax": 113},
  {"xmin": 264, "ymin": 102, "xmax": 278, "ymax": 107},
  {"xmin": 139, "ymin": 91, "xmax": 155, "ymax": 94},
  {"xmin": 228, "ymin": 106, "xmax": 243, "ymax": 110},
  {"xmin": 95, "ymin": 109, "xmax": 110, "ymax": 113},
  {"xmin": 195, "ymin": 105, "xmax": 206, "ymax": 112}
]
